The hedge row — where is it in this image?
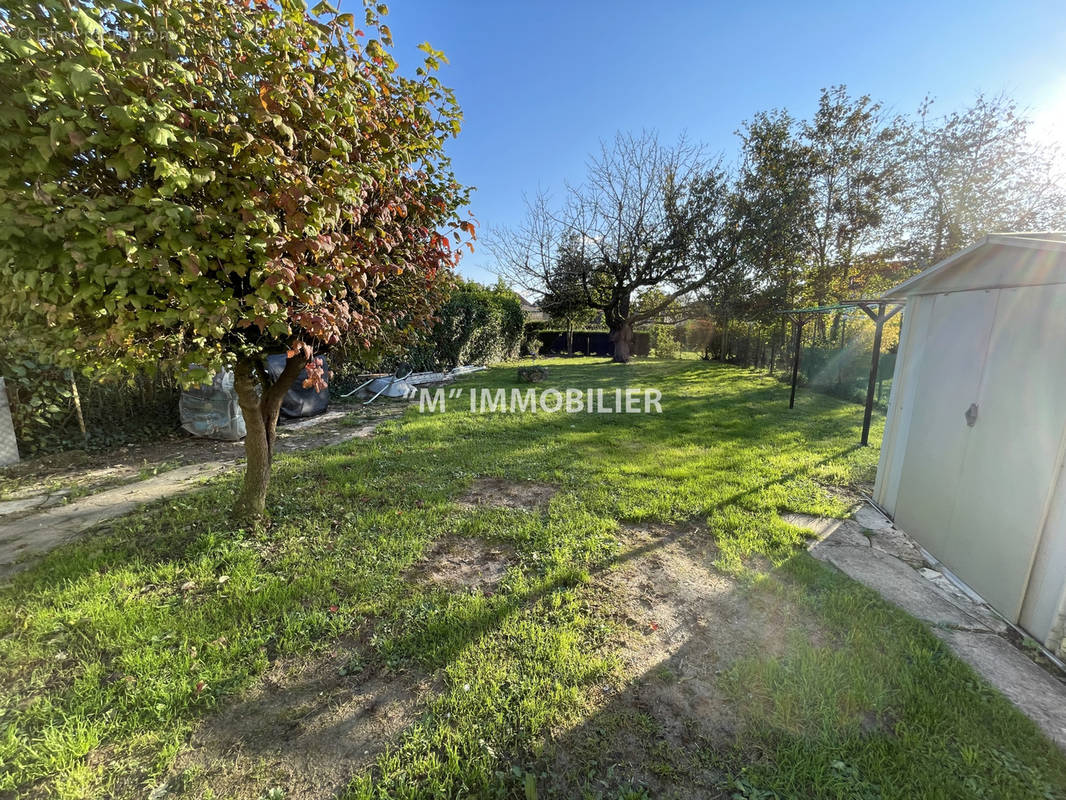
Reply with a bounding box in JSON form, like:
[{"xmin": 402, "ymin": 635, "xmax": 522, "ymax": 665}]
[
  {"xmin": 405, "ymin": 281, "xmax": 525, "ymax": 369},
  {"xmin": 0, "ymin": 348, "xmax": 180, "ymax": 456},
  {"xmin": 526, "ymin": 329, "xmax": 651, "ymax": 357}
]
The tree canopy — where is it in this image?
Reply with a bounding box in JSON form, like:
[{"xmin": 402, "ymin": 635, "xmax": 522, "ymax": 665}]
[
  {"xmin": 905, "ymin": 94, "xmax": 1066, "ymax": 265},
  {"xmin": 0, "ymin": 0, "xmax": 471, "ymax": 514},
  {"xmin": 494, "ymin": 88, "xmax": 1066, "ymax": 365},
  {"xmin": 734, "ymin": 87, "xmax": 1066, "ymax": 317}
]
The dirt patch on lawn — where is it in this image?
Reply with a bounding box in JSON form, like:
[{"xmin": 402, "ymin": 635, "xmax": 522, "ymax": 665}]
[
  {"xmin": 163, "ymin": 643, "xmax": 436, "ymax": 800},
  {"xmin": 457, "ymin": 477, "xmax": 556, "ymax": 511},
  {"xmin": 411, "ymin": 536, "xmax": 513, "ymax": 592},
  {"xmin": 544, "ymin": 521, "xmax": 828, "ymax": 798}
]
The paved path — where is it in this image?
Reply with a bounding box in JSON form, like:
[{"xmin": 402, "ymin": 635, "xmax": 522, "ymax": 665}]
[
  {"xmin": 0, "ymin": 411, "xmax": 393, "ymax": 578},
  {"xmin": 0, "ymin": 462, "xmax": 230, "ymax": 573},
  {"xmin": 800, "ymin": 507, "xmax": 1066, "ymax": 750}
]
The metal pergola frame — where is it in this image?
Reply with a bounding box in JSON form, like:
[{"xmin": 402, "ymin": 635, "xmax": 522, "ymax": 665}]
[{"xmin": 778, "ymin": 299, "xmax": 905, "ymax": 446}]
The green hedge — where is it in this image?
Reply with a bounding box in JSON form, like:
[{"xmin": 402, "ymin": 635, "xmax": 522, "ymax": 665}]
[
  {"xmin": 406, "ymin": 281, "xmax": 525, "ymax": 369},
  {"xmin": 2, "ymin": 281, "xmax": 523, "ymax": 457},
  {"xmin": 1, "ymin": 348, "xmax": 179, "ymax": 456},
  {"xmin": 527, "ymin": 329, "xmax": 651, "ymax": 357}
]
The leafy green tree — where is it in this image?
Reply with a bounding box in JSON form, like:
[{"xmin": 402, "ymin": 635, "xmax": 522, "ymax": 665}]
[
  {"xmin": 728, "ymin": 89, "xmax": 907, "ymax": 350},
  {"xmin": 647, "ymin": 324, "xmax": 681, "ymax": 359},
  {"xmin": 905, "ymin": 94, "xmax": 1066, "ymax": 264},
  {"xmin": 732, "ymin": 110, "xmax": 811, "ymax": 339},
  {"xmin": 538, "ymin": 241, "xmax": 599, "ymax": 354},
  {"xmin": 0, "ymin": 0, "xmax": 471, "ymax": 517},
  {"xmin": 801, "ymin": 87, "xmax": 909, "ymax": 340}
]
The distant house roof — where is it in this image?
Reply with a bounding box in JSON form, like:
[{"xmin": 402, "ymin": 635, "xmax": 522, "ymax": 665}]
[
  {"xmin": 883, "ymin": 232, "xmax": 1066, "ymax": 298},
  {"xmin": 515, "ymin": 293, "xmax": 549, "ymax": 321}
]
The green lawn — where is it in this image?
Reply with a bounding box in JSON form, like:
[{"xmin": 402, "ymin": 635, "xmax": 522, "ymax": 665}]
[{"xmin": 2, "ymin": 358, "xmax": 1064, "ymax": 799}]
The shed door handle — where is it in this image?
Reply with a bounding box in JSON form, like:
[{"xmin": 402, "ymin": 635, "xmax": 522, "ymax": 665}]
[{"xmin": 965, "ymin": 403, "xmax": 979, "ymax": 427}]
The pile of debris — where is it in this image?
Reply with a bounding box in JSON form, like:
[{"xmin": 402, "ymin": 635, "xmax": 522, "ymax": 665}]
[{"xmin": 344, "ymin": 365, "xmax": 486, "ymax": 404}]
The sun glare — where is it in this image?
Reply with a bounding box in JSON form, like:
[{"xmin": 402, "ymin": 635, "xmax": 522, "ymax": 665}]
[{"xmin": 1030, "ymin": 76, "xmax": 1066, "ymax": 167}]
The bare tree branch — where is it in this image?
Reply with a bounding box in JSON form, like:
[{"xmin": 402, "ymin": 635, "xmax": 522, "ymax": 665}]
[{"xmin": 488, "ymin": 131, "xmax": 740, "ymax": 361}]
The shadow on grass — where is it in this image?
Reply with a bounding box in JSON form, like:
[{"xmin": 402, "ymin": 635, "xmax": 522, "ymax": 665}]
[
  {"xmin": 515, "ymin": 538, "xmax": 1066, "ymax": 799},
  {"xmin": 0, "ymin": 359, "xmax": 888, "ymax": 798}
]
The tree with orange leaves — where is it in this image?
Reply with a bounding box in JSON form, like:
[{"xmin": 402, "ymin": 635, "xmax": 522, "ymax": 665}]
[{"xmin": 0, "ymin": 0, "xmax": 472, "ymax": 517}]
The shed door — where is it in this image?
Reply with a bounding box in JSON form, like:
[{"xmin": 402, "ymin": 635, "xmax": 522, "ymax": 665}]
[
  {"xmin": 948, "ymin": 285, "xmax": 1066, "ymax": 622},
  {"xmin": 893, "ymin": 290, "xmax": 999, "ymax": 555}
]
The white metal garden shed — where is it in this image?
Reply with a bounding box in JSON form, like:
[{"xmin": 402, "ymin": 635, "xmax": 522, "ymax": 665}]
[{"xmin": 874, "ymin": 232, "xmax": 1066, "ymax": 655}]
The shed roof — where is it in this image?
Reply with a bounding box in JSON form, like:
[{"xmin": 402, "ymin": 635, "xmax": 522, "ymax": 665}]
[{"xmin": 883, "ymin": 232, "xmax": 1066, "ymax": 298}]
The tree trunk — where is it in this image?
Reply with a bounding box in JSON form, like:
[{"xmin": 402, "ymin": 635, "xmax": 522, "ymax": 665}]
[
  {"xmin": 567, "ymin": 321, "xmax": 574, "ymax": 356},
  {"xmin": 232, "ymin": 354, "xmax": 309, "ymax": 520},
  {"xmin": 610, "ymin": 321, "xmax": 635, "ymax": 363}
]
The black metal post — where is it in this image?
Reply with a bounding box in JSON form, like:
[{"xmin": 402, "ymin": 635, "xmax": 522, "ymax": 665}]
[
  {"xmin": 789, "ymin": 318, "xmax": 803, "ymax": 409},
  {"xmin": 860, "ymin": 303, "xmax": 886, "ymax": 446}
]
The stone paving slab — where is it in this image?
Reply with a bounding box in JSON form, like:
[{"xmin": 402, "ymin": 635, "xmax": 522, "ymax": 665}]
[
  {"xmin": 0, "ymin": 491, "xmax": 69, "ymax": 517},
  {"xmin": 937, "ymin": 628, "xmax": 1066, "ymax": 750},
  {"xmin": 853, "ymin": 504, "xmax": 894, "ymax": 531},
  {"xmin": 0, "ymin": 462, "xmax": 229, "ymax": 574},
  {"xmin": 0, "ymin": 411, "xmax": 396, "ymax": 578},
  {"xmin": 919, "ymin": 567, "xmax": 1010, "ymax": 634},
  {"xmin": 782, "ymin": 512, "xmax": 848, "ymax": 540},
  {"xmin": 866, "ymin": 526, "xmax": 926, "ymax": 567},
  {"xmin": 804, "ymin": 503, "xmax": 1066, "ymax": 752},
  {"xmin": 815, "ymin": 541, "xmax": 988, "ymax": 629}
]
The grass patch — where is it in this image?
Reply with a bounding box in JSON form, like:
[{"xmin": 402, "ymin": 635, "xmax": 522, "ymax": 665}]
[
  {"xmin": 1, "ymin": 358, "xmax": 1063, "ymax": 799},
  {"xmin": 724, "ymin": 557, "xmax": 1066, "ymax": 799}
]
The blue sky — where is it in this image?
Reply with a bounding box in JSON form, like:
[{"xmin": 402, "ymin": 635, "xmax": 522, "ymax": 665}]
[{"xmin": 361, "ymin": 0, "xmax": 1066, "ymax": 285}]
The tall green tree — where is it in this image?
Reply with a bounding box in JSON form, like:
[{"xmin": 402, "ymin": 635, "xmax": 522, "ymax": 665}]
[
  {"xmin": 802, "ymin": 87, "xmax": 909, "ymax": 339},
  {"xmin": 0, "ymin": 0, "xmax": 471, "ymax": 517},
  {"xmin": 733, "ymin": 111, "xmax": 811, "ymax": 307},
  {"xmin": 905, "ymin": 94, "xmax": 1066, "ymax": 264},
  {"xmin": 731, "ymin": 109, "xmax": 813, "ymax": 355},
  {"xmin": 726, "ymin": 88, "xmax": 908, "ymax": 347},
  {"xmin": 538, "ymin": 240, "xmax": 599, "ymax": 354}
]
